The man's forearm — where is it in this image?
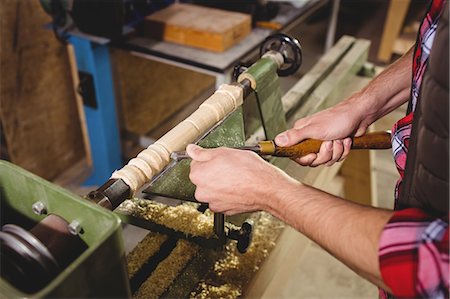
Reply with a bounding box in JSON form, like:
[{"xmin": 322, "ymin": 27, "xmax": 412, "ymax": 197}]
[
  {"xmin": 263, "ymin": 181, "xmax": 393, "ymax": 292},
  {"xmin": 357, "ymin": 47, "xmax": 414, "ymax": 124}
]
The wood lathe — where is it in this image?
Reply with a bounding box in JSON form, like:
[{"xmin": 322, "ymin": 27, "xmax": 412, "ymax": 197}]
[
  {"xmin": 1, "ymin": 33, "xmax": 388, "ymax": 298},
  {"xmin": 87, "ymin": 33, "xmax": 306, "ymax": 254}
]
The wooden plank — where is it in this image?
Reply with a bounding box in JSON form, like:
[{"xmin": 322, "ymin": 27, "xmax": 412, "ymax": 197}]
[
  {"xmin": 393, "ymin": 36, "xmax": 415, "ymax": 56},
  {"xmin": 244, "ymin": 226, "xmax": 310, "ymax": 298},
  {"xmin": 0, "ymin": 0, "xmax": 85, "ymax": 180},
  {"xmin": 340, "ymin": 151, "xmax": 372, "ymax": 206},
  {"xmin": 377, "ymin": 0, "xmax": 411, "ymax": 62},
  {"xmin": 112, "ymin": 49, "xmax": 215, "ymax": 136},
  {"xmin": 142, "ymin": 3, "xmax": 251, "ymax": 52},
  {"xmin": 67, "ymin": 44, "xmax": 92, "ymax": 167},
  {"xmin": 370, "ymin": 104, "xmax": 406, "ymax": 209},
  {"xmin": 244, "ymin": 159, "xmax": 346, "ymax": 298},
  {"xmin": 282, "ymin": 35, "xmax": 356, "ymax": 115},
  {"xmin": 291, "ymin": 39, "xmax": 371, "ymax": 120}
]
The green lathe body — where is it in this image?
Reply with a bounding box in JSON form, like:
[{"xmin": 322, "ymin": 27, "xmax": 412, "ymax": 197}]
[{"xmin": 0, "ymin": 160, "xmax": 130, "ymax": 298}]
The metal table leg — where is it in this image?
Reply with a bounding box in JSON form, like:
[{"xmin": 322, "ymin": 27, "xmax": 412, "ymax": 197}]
[{"xmin": 69, "ymin": 36, "xmax": 122, "ymax": 186}]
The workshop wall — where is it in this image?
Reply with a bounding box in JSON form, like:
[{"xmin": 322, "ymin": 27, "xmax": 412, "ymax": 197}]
[{"xmin": 0, "ymin": 0, "xmax": 85, "ymax": 180}]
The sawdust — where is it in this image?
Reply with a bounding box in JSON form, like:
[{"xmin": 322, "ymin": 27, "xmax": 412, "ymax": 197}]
[
  {"xmin": 134, "ymin": 239, "xmax": 199, "ymax": 299},
  {"xmin": 120, "ymin": 200, "xmax": 285, "ymax": 298},
  {"xmin": 190, "ymin": 212, "xmax": 284, "ymax": 299},
  {"xmin": 117, "ymin": 199, "xmax": 215, "ymax": 238},
  {"xmin": 126, "ymin": 232, "xmax": 168, "ymax": 279},
  {"xmin": 193, "ymin": 282, "xmax": 241, "ymax": 299}
]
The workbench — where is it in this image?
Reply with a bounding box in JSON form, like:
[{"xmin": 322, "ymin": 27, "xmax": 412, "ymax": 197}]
[{"xmin": 123, "ymin": 0, "xmax": 328, "ymax": 88}]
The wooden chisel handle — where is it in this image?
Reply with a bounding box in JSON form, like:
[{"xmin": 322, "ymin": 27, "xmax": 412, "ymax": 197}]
[{"xmin": 263, "ymin": 131, "xmax": 392, "ymax": 159}]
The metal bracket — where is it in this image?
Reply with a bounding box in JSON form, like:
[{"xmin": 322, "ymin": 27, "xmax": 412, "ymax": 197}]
[{"xmin": 77, "ymin": 71, "xmax": 97, "ymax": 108}]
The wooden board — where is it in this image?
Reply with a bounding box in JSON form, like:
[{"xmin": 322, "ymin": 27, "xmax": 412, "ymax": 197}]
[
  {"xmin": 282, "ymin": 35, "xmax": 356, "ymax": 116},
  {"xmin": 377, "ymin": 0, "xmax": 411, "ymax": 62},
  {"xmin": 0, "ymin": 0, "xmax": 85, "ymax": 181},
  {"xmin": 291, "ymin": 38, "xmax": 371, "ymax": 120},
  {"xmin": 142, "ymin": 3, "xmax": 251, "ymax": 52},
  {"xmin": 112, "ymin": 49, "xmax": 215, "ymax": 137},
  {"xmin": 340, "ymin": 151, "xmax": 372, "ymax": 206}
]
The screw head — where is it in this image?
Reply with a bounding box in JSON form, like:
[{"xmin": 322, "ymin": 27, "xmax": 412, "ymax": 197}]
[
  {"xmin": 68, "ymin": 220, "xmax": 82, "ymax": 235},
  {"xmin": 32, "ymin": 201, "xmax": 47, "ymax": 215}
]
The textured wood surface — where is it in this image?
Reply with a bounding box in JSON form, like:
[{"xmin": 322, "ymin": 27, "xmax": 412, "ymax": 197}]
[
  {"xmin": 282, "ymin": 36, "xmax": 356, "ymax": 116},
  {"xmin": 142, "ymin": 3, "xmax": 251, "ymax": 52},
  {"xmin": 0, "ymin": 0, "xmax": 85, "ymax": 180},
  {"xmin": 377, "ymin": 0, "xmax": 411, "ymax": 62},
  {"xmin": 292, "ymin": 39, "xmax": 371, "ymax": 120},
  {"xmin": 273, "ymin": 131, "xmax": 392, "ymax": 158},
  {"xmin": 113, "ymin": 49, "xmax": 215, "ymax": 136}
]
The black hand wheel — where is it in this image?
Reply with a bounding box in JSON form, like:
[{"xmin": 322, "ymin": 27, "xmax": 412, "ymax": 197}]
[
  {"xmin": 227, "ymin": 220, "xmax": 254, "ymax": 254},
  {"xmin": 260, "ymin": 33, "xmax": 303, "ymax": 77}
]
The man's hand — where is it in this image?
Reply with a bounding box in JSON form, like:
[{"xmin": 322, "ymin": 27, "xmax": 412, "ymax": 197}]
[
  {"xmin": 275, "ymin": 93, "xmax": 372, "ymax": 167},
  {"xmin": 275, "ymin": 47, "xmax": 414, "ymax": 168},
  {"xmin": 186, "ymin": 144, "xmax": 300, "ymax": 215}
]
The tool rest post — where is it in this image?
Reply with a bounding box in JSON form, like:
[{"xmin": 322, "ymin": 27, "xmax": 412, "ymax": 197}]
[
  {"xmin": 87, "ymin": 179, "xmax": 131, "ymax": 210},
  {"xmin": 214, "ymin": 213, "xmax": 225, "ymax": 237}
]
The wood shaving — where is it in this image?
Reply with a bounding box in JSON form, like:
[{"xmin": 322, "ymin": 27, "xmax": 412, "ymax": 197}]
[
  {"xmin": 126, "ymin": 232, "xmax": 168, "ymax": 279},
  {"xmin": 134, "ymin": 239, "xmax": 199, "ymax": 299},
  {"xmin": 120, "ymin": 200, "xmax": 285, "ymax": 298},
  {"xmin": 191, "ymin": 212, "xmax": 284, "ymax": 298},
  {"xmin": 193, "ymin": 282, "xmax": 241, "ymax": 299},
  {"xmin": 117, "ymin": 198, "xmax": 215, "ymax": 237}
]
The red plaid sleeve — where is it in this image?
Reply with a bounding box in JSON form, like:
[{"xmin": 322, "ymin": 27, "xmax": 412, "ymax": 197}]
[{"xmin": 379, "ymin": 208, "xmax": 449, "ymax": 298}]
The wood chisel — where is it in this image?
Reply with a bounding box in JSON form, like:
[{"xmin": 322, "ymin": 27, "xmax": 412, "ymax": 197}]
[{"xmin": 171, "ymin": 131, "xmax": 392, "ymax": 161}]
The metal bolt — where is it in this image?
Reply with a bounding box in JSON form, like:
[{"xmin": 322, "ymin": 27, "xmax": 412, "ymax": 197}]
[
  {"xmin": 68, "ymin": 220, "xmax": 82, "ymax": 235},
  {"xmin": 32, "ymin": 201, "xmax": 47, "ymax": 215}
]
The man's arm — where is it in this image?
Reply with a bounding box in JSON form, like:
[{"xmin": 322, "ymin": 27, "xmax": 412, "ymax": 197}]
[
  {"xmin": 275, "ymin": 48, "xmax": 414, "ymax": 166},
  {"xmin": 187, "ymin": 145, "xmax": 393, "ymax": 291},
  {"xmin": 265, "ymin": 178, "xmax": 393, "ymax": 291}
]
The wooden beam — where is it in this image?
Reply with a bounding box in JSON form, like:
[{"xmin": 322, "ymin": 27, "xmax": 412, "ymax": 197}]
[
  {"xmin": 0, "ymin": 0, "xmax": 86, "ymax": 181},
  {"xmin": 67, "ymin": 45, "xmax": 92, "ymax": 167},
  {"xmin": 377, "ymin": 0, "xmax": 411, "ymax": 62},
  {"xmin": 282, "ymin": 35, "xmax": 356, "ymax": 115},
  {"xmin": 291, "ymin": 38, "xmax": 370, "ymax": 120},
  {"xmin": 142, "ymin": 3, "xmax": 251, "ymax": 52}
]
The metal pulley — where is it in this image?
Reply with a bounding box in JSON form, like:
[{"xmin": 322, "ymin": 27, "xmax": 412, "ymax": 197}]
[
  {"xmin": 0, "ymin": 215, "xmax": 87, "ymax": 293},
  {"xmin": 260, "ymin": 33, "xmax": 303, "ymax": 76}
]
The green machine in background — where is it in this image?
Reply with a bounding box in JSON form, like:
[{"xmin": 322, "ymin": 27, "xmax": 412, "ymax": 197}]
[{"xmin": 0, "ymin": 34, "xmax": 302, "ymax": 297}]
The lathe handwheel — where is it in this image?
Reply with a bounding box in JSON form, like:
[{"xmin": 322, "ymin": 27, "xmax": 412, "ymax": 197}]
[
  {"xmin": 227, "ymin": 220, "xmax": 254, "ymax": 254},
  {"xmin": 260, "ymin": 33, "xmax": 303, "ymax": 77}
]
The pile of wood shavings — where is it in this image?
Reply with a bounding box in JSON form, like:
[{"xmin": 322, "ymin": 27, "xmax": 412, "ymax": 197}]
[
  {"xmin": 134, "ymin": 239, "xmax": 199, "ymax": 299},
  {"xmin": 194, "ymin": 282, "xmax": 241, "ymax": 299},
  {"xmin": 117, "ymin": 198, "xmax": 215, "ymax": 237},
  {"xmin": 126, "ymin": 232, "xmax": 168, "ymax": 279},
  {"xmin": 191, "ymin": 212, "xmax": 284, "ymax": 299}
]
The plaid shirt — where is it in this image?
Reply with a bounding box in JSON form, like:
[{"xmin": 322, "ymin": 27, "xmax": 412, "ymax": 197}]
[{"xmin": 380, "ymin": 0, "xmax": 449, "ymax": 298}]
